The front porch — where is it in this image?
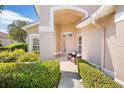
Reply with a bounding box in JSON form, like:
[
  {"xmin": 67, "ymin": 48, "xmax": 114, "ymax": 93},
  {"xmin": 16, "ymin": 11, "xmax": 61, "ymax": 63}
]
[{"xmin": 54, "ymin": 8, "xmax": 84, "ymax": 57}]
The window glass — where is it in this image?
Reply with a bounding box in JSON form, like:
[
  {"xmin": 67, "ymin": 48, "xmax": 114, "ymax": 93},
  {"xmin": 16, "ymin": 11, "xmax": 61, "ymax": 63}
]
[
  {"xmin": 78, "ymin": 36, "xmax": 82, "ymax": 54},
  {"xmin": 33, "ymin": 38, "xmax": 39, "ymax": 51},
  {"xmin": 63, "ymin": 32, "xmax": 72, "ymax": 38}
]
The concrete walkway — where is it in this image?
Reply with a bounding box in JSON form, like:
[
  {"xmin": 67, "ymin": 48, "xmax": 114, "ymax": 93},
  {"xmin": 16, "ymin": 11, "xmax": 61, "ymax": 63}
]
[{"xmin": 58, "ymin": 61, "xmax": 82, "ymax": 88}]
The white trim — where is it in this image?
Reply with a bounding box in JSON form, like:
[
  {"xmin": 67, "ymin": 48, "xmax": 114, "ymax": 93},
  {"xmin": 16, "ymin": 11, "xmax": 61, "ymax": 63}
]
[
  {"xmin": 50, "ymin": 5, "xmax": 88, "ymax": 18},
  {"xmin": 115, "ymin": 78, "xmax": 124, "ymax": 86},
  {"xmin": 50, "ymin": 5, "xmax": 89, "ymax": 32},
  {"xmin": 76, "ymin": 17, "xmax": 93, "ymax": 28},
  {"xmin": 22, "ymin": 22, "xmax": 40, "ymax": 30},
  {"xmin": 103, "ymin": 68, "xmax": 115, "ymax": 78},
  {"xmin": 77, "ymin": 5, "xmax": 115, "ymax": 28},
  {"xmin": 115, "ymin": 11, "xmax": 124, "ymax": 23},
  {"xmin": 29, "ymin": 34, "xmax": 40, "ymax": 52},
  {"xmin": 29, "ymin": 34, "xmax": 32, "ymax": 52},
  {"xmin": 39, "ymin": 26, "xmax": 51, "ymax": 32}
]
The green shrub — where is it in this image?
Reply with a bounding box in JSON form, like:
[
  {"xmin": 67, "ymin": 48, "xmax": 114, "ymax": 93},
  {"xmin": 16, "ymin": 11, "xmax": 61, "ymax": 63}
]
[
  {"xmin": 0, "ymin": 51, "xmax": 16, "ymax": 62},
  {"xmin": 12, "ymin": 49, "xmax": 25, "ymax": 56},
  {"xmin": 19, "ymin": 52, "xmax": 40, "ymax": 62},
  {"xmin": 33, "ymin": 50, "xmax": 40, "ymax": 55},
  {"xmin": 77, "ymin": 59, "xmax": 122, "ymax": 88},
  {"xmin": 6, "ymin": 43, "xmax": 27, "ymax": 51},
  {"xmin": 0, "ymin": 49, "xmax": 40, "ymax": 63},
  {"xmin": 0, "ymin": 60, "xmax": 60, "ymax": 88},
  {"xmin": 0, "ymin": 49, "xmax": 26, "ymax": 62},
  {"xmin": 0, "ymin": 47, "xmax": 9, "ymax": 52}
]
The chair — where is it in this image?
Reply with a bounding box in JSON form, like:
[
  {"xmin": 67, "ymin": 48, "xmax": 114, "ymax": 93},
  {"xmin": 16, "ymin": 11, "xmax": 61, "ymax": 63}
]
[{"xmin": 67, "ymin": 51, "xmax": 77, "ymax": 62}]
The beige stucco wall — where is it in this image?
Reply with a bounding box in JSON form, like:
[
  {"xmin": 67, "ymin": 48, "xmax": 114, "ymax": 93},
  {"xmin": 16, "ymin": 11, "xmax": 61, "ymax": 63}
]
[
  {"xmin": 39, "ymin": 32, "xmax": 55, "ymax": 60},
  {"xmin": 104, "ymin": 14, "xmax": 116, "ymax": 71},
  {"xmin": 55, "ymin": 23, "xmax": 81, "ymax": 54},
  {"xmin": 60, "ymin": 24, "xmax": 78, "ymax": 53},
  {"xmin": 54, "ymin": 24, "xmax": 61, "ymax": 52},
  {"xmin": 110, "ymin": 6, "xmax": 124, "ymax": 81},
  {"xmin": 115, "ymin": 20, "xmax": 124, "ymax": 81},
  {"xmin": 80, "ymin": 25, "xmax": 103, "ymax": 67},
  {"xmin": 39, "ymin": 5, "xmax": 98, "ymax": 26},
  {"xmin": 27, "ymin": 24, "xmax": 39, "ymax": 34},
  {"xmin": 80, "ymin": 13, "xmax": 116, "ymax": 72}
]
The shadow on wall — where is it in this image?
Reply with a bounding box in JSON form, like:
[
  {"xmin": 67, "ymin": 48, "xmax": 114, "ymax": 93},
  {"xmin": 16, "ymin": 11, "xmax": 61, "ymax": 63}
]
[
  {"xmin": 104, "ymin": 14, "xmax": 116, "ymax": 77},
  {"xmin": 104, "ymin": 39, "xmax": 114, "ymax": 71}
]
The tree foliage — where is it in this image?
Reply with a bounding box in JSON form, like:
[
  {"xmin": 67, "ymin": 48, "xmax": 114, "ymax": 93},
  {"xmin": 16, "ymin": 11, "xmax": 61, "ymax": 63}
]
[
  {"xmin": 8, "ymin": 20, "xmax": 29, "ymax": 43},
  {"xmin": 0, "ymin": 5, "xmax": 4, "ymax": 13}
]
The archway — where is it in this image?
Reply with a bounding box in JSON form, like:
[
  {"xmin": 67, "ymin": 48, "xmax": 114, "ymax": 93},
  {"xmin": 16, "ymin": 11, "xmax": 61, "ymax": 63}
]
[
  {"xmin": 50, "ymin": 6, "xmax": 88, "ymax": 32},
  {"xmin": 50, "ymin": 6, "xmax": 88, "ymax": 55}
]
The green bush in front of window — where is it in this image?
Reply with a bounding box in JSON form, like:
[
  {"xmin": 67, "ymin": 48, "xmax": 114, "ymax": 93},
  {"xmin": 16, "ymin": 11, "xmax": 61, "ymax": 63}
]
[
  {"xmin": 33, "ymin": 50, "xmax": 40, "ymax": 55},
  {"xmin": 0, "ymin": 49, "xmax": 26, "ymax": 62},
  {"xmin": 5, "ymin": 43, "xmax": 27, "ymax": 51},
  {"xmin": 18, "ymin": 52, "xmax": 40, "ymax": 62},
  {"xmin": 0, "ymin": 51, "xmax": 16, "ymax": 62},
  {"xmin": 0, "ymin": 49, "xmax": 40, "ymax": 63},
  {"xmin": 0, "ymin": 60, "xmax": 60, "ymax": 88},
  {"xmin": 77, "ymin": 58, "xmax": 122, "ymax": 88}
]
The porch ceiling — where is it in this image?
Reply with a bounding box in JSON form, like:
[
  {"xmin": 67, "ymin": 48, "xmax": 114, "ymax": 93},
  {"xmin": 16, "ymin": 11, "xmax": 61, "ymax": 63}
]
[{"xmin": 54, "ymin": 9, "xmax": 84, "ymax": 25}]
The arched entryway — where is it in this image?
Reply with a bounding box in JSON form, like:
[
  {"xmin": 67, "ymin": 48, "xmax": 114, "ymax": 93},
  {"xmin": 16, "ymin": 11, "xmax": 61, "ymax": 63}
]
[{"xmin": 50, "ymin": 6, "xmax": 88, "ymax": 55}]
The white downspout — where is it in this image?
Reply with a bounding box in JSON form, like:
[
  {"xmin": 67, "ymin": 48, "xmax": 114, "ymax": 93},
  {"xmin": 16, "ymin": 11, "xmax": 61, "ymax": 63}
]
[{"xmin": 92, "ymin": 19, "xmax": 105, "ymax": 71}]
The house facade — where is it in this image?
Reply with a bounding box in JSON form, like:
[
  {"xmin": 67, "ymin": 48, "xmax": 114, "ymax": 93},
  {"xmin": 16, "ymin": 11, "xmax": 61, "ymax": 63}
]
[
  {"xmin": 23, "ymin": 5, "xmax": 124, "ymax": 85},
  {"xmin": 0, "ymin": 32, "xmax": 11, "ymax": 46}
]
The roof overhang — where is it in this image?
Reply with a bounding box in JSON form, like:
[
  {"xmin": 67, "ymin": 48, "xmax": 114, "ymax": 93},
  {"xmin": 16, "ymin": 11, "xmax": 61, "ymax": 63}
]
[
  {"xmin": 76, "ymin": 5, "xmax": 115, "ymax": 28},
  {"xmin": 0, "ymin": 32, "xmax": 8, "ymax": 39},
  {"xmin": 22, "ymin": 22, "xmax": 40, "ymax": 31},
  {"xmin": 34, "ymin": 5, "xmax": 40, "ymax": 17}
]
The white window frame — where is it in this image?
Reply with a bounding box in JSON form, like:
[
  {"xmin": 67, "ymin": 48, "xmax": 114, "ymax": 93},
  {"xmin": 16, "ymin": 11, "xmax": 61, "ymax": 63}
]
[
  {"xmin": 32, "ymin": 38, "xmax": 40, "ymax": 51},
  {"xmin": 29, "ymin": 34, "xmax": 40, "ymax": 52}
]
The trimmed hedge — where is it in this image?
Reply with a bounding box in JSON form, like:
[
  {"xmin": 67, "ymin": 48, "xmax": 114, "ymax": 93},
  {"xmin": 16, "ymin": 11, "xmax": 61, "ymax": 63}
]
[
  {"xmin": 5, "ymin": 43, "xmax": 27, "ymax": 51},
  {"xmin": 0, "ymin": 49, "xmax": 25, "ymax": 62},
  {"xmin": 77, "ymin": 58, "xmax": 122, "ymax": 88},
  {"xmin": 0, "ymin": 60, "xmax": 60, "ymax": 88},
  {"xmin": 0, "ymin": 51, "xmax": 16, "ymax": 62},
  {"xmin": 0, "ymin": 47, "xmax": 9, "ymax": 52},
  {"xmin": 0, "ymin": 49, "xmax": 39, "ymax": 63},
  {"xmin": 19, "ymin": 52, "xmax": 40, "ymax": 62}
]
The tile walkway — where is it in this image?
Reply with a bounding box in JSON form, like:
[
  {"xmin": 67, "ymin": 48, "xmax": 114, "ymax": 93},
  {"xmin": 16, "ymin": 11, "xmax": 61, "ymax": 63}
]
[{"xmin": 58, "ymin": 60, "xmax": 82, "ymax": 88}]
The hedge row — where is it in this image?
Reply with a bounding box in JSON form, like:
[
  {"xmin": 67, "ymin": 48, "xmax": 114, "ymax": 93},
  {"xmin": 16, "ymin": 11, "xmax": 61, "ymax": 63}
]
[
  {"xmin": 77, "ymin": 58, "xmax": 122, "ymax": 88},
  {"xmin": 0, "ymin": 60, "xmax": 60, "ymax": 88},
  {"xmin": 0, "ymin": 43, "xmax": 27, "ymax": 52},
  {"xmin": 0, "ymin": 49, "xmax": 40, "ymax": 63}
]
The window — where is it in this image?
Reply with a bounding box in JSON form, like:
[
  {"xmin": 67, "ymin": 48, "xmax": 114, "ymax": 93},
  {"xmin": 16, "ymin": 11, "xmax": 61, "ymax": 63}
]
[
  {"xmin": 78, "ymin": 36, "xmax": 82, "ymax": 54},
  {"xmin": 63, "ymin": 32, "xmax": 72, "ymax": 38},
  {"xmin": 33, "ymin": 38, "xmax": 39, "ymax": 51}
]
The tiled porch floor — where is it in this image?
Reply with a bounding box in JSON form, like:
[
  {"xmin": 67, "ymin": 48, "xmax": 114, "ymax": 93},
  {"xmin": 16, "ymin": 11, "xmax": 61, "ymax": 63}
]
[{"xmin": 58, "ymin": 57, "xmax": 82, "ymax": 88}]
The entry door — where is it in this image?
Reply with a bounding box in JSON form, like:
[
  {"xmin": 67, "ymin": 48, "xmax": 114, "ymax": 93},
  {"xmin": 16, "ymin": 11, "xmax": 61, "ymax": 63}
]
[
  {"xmin": 62, "ymin": 32, "xmax": 73, "ymax": 55},
  {"xmin": 65, "ymin": 38, "xmax": 73, "ymax": 54}
]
